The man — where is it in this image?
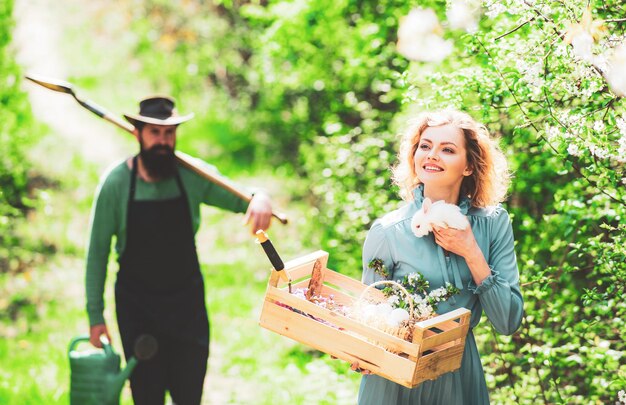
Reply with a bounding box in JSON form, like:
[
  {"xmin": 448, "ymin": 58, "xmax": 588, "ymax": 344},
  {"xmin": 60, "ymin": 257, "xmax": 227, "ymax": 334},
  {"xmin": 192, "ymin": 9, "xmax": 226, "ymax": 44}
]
[{"xmin": 85, "ymin": 96, "xmax": 273, "ymax": 404}]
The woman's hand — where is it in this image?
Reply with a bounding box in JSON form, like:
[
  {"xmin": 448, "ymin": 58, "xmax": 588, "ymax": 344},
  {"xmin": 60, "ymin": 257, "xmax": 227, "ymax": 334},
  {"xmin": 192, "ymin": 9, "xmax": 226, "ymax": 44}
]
[
  {"xmin": 350, "ymin": 361, "xmax": 371, "ymax": 375},
  {"xmin": 433, "ymin": 221, "xmax": 492, "ymax": 286},
  {"xmin": 432, "ymin": 220, "xmax": 478, "ymax": 259},
  {"xmin": 331, "ymin": 356, "xmax": 371, "ymax": 375}
]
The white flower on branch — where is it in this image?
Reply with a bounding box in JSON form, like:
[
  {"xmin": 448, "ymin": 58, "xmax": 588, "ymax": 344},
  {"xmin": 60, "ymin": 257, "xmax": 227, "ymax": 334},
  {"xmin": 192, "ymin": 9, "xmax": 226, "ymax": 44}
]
[
  {"xmin": 397, "ymin": 8, "xmax": 453, "ymax": 63},
  {"xmin": 571, "ymin": 32, "xmax": 595, "ymax": 63},
  {"xmin": 616, "ymin": 131, "xmax": 626, "ymax": 163},
  {"xmin": 604, "ymin": 43, "xmax": 626, "ymax": 97},
  {"xmin": 567, "ymin": 143, "xmax": 581, "ymax": 157},
  {"xmin": 564, "ymin": 7, "xmax": 607, "ymax": 45},
  {"xmin": 484, "ymin": 2, "xmax": 506, "ymax": 18},
  {"xmin": 617, "ymin": 117, "xmax": 626, "ymax": 137},
  {"xmin": 588, "ymin": 143, "xmax": 609, "ymax": 159},
  {"xmin": 544, "ymin": 124, "xmax": 560, "ymax": 142},
  {"xmin": 564, "ymin": 7, "xmax": 607, "ymax": 64},
  {"xmin": 593, "ymin": 121, "xmax": 605, "ymax": 132},
  {"xmin": 517, "ymin": 60, "xmax": 544, "ymax": 88},
  {"xmin": 447, "ymin": 0, "xmax": 480, "ymax": 33}
]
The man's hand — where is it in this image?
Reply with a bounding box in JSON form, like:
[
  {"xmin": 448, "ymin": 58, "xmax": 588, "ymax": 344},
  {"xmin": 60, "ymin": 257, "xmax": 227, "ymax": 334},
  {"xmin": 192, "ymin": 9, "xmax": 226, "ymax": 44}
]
[
  {"xmin": 90, "ymin": 323, "xmax": 111, "ymax": 348},
  {"xmin": 243, "ymin": 192, "xmax": 273, "ymax": 233}
]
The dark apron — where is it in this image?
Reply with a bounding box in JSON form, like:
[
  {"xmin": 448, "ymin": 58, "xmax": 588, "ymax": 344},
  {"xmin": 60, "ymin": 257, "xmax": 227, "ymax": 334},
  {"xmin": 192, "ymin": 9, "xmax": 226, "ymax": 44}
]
[{"xmin": 115, "ymin": 156, "xmax": 209, "ymax": 350}]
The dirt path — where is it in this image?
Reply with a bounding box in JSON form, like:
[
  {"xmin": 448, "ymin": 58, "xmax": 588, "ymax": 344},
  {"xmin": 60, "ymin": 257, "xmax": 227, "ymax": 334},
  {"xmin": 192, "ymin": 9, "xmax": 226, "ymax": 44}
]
[{"xmin": 13, "ymin": 0, "xmax": 130, "ymax": 169}]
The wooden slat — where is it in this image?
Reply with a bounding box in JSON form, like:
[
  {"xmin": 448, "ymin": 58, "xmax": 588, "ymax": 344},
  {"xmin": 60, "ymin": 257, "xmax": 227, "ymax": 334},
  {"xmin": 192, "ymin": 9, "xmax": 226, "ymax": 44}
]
[
  {"xmin": 283, "ymin": 250, "xmax": 329, "ymax": 269},
  {"xmin": 260, "ymin": 301, "xmax": 417, "ymax": 388},
  {"xmin": 430, "ymin": 319, "xmax": 463, "ymax": 332},
  {"xmin": 271, "ymin": 251, "xmax": 329, "ymax": 288},
  {"xmin": 265, "ymin": 287, "xmax": 419, "ymax": 357},
  {"xmin": 290, "ymin": 279, "xmax": 312, "ymax": 290},
  {"xmin": 323, "ymin": 269, "xmax": 372, "ymax": 296},
  {"xmin": 414, "ymin": 308, "xmax": 470, "ymax": 329},
  {"xmin": 317, "ymin": 285, "xmax": 356, "ymax": 307},
  {"xmin": 420, "ymin": 324, "xmax": 469, "ymax": 351},
  {"xmin": 413, "ymin": 344, "xmax": 465, "ymax": 383}
]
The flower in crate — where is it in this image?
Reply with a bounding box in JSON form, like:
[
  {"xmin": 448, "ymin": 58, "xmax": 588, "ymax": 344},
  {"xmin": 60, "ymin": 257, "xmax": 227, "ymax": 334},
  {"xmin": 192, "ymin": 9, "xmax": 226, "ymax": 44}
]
[
  {"xmin": 380, "ymin": 272, "xmax": 459, "ymax": 322},
  {"xmin": 361, "ymin": 258, "xmax": 461, "ymax": 333}
]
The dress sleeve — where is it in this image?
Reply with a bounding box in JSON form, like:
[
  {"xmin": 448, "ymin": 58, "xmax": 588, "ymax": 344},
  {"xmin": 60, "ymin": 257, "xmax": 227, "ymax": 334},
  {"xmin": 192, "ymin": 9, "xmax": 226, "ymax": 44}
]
[
  {"xmin": 468, "ymin": 209, "xmax": 524, "ymax": 335},
  {"xmin": 85, "ymin": 176, "xmax": 118, "ymax": 327},
  {"xmin": 361, "ymin": 220, "xmax": 394, "ymax": 285}
]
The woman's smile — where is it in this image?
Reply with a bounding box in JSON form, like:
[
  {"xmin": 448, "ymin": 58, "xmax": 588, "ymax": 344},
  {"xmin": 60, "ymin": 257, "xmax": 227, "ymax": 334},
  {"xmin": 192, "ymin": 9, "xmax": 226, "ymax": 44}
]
[{"xmin": 422, "ymin": 163, "xmax": 444, "ymax": 172}]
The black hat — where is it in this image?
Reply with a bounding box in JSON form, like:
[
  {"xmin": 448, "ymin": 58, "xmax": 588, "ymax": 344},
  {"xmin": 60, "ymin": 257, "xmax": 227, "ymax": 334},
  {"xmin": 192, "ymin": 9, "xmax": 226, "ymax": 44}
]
[{"xmin": 124, "ymin": 96, "xmax": 194, "ymax": 127}]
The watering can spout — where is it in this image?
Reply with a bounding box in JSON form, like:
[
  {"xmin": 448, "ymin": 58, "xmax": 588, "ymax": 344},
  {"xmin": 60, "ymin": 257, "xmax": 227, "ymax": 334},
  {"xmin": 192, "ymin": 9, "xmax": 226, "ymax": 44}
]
[
  {"xmin": 108, "ymin": 334, "xmax": 158, "ymax": 402},
  {"xmin": 107, "ymin": 357, "xmax": 138, "ymax": 402}
]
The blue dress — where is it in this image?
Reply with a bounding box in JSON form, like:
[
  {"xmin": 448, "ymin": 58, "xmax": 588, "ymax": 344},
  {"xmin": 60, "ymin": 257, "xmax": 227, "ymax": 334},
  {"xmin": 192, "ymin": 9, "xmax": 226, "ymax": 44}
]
[{"xmin": 358, "ymin": 185, "xmax": 523, "ymax": 405}]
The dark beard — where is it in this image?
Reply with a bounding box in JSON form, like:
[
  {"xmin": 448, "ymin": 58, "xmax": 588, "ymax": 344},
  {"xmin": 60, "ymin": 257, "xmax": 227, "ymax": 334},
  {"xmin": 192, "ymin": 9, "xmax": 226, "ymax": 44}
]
[{"xmin": 139, "ymin": 143, "xmax": 176, "ymax": 179}]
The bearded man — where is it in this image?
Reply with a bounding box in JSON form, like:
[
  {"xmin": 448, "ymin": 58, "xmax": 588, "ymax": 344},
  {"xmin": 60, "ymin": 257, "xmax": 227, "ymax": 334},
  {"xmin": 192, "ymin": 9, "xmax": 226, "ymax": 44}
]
[{"xmin": 85, "ymin": 96, "xmax": 273, "ymax": 404}]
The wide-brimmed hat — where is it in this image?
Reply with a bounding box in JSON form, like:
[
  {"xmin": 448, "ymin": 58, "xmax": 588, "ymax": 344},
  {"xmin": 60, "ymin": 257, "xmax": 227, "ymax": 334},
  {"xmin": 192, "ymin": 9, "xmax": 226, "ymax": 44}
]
[{"xmin": 124, "ymin": 96, "xmax": 194, "ymax": 127}]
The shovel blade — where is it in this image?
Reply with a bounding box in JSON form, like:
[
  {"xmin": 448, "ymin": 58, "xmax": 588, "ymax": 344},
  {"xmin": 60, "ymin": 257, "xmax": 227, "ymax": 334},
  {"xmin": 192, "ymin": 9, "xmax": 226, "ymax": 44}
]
[{"xmin": 25, "ymin": 74, "xmax": 74, "ymax": 95}]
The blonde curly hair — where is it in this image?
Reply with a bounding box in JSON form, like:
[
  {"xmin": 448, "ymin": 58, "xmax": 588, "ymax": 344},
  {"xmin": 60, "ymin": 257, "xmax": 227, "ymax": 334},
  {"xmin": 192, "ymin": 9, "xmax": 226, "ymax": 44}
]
[{"xmin": 392, "ymin": 110, "xmax": 511, "ymax": 207}]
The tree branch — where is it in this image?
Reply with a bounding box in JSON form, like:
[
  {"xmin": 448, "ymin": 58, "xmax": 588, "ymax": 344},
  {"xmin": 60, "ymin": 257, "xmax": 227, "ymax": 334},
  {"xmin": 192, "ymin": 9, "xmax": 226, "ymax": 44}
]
[{"xmin": 495, "ymin": 17, "xmax": 535, "ymax": 41}]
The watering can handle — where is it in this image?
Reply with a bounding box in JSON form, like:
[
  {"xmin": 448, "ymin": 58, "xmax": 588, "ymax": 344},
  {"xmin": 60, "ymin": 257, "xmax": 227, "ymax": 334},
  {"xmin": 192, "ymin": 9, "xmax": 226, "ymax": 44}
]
[
  {"xmin": 100, "ymin": 335, "xmax": 114, "ymax": 356},
  {"xmin": 67, "ymin": 335, "xmax": 91, "ymax": 354},
  {"xmin": 67, "ymin": 334, "xmax": 114, "ymax": 355}
]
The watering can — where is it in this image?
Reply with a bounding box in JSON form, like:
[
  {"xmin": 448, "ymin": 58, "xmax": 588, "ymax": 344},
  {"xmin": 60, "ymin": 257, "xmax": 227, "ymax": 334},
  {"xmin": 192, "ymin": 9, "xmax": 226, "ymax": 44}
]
[{"xmin": 68, "ymin": 334, "xmax": 157, "ymax": 405}]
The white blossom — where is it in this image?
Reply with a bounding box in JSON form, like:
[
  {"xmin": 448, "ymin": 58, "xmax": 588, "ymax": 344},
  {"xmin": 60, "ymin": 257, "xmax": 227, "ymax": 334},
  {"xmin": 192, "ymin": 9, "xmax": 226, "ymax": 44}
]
[
  {"xmin": 571, "ymin": 32, "xmax": 595, "ymax": 62},
  {"xmin": 617, "ymin": 117, "xmax": 626, "ymax": 137},
  {"xmin": 593, "ymin": 121, "xmax": 605, "ymax": 132},
  {"xmin": 485, "ymin": 2, "xmax": 506, "ymax": 18},
  {"xmin": 447, "ymin": 0, "xmax": 480, "ymax": 33},
  {"xmin": 387, "ymin": 295, "xmax": 400, "ymax": 306},
  {"xmin": 567, "ymin": 143, "xmax": 581, "ymax": 157},
  {"xmin": 588, "ymin": 143, "xmax": 609, "ymax": 159},
  {"xmin": 605, "ymin": 43, "xmax": 626, "ymax": 97},
  {"xmin": 517, "ymin": 60, "xmax": 544, "ymax": 87},
  {"xmin": 615, "ymin": 132, "xmax": 626, "ymax": 163},
  {"xmin": 593, "ymin": 53, "xmax": 609, "ymax": 73},
  {"xmin": 618, "ymin": 389, "xmax": 626, "ymax": 404},
  {"xmin": 397, "ymin": 8, "xmax": 453, "ymax": 63},
  {"xmin": 545, "ymin": 125, "xmax": 560, "ymax": 142}
]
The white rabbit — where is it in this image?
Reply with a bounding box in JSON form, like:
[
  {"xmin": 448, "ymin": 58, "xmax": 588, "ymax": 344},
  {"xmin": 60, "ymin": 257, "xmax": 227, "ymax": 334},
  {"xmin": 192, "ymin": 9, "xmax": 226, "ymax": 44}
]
[{"xmin": 410, "ymin": 198, "xmax": 468, "ymax": 237}]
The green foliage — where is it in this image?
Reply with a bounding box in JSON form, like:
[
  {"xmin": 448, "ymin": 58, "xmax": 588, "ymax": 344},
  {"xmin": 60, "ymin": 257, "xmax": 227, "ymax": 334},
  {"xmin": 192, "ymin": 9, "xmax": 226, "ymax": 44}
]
[
  {"xmin": 32, "ymin": 0, "xmax": 625, "ymax": 402},
  {"xmin": 398, "ymin": 3, "xmax": 626, "ymax": 401},
  {"xmin": 0, "ymin": 0, "xmax": 39, "ymax": 274}
]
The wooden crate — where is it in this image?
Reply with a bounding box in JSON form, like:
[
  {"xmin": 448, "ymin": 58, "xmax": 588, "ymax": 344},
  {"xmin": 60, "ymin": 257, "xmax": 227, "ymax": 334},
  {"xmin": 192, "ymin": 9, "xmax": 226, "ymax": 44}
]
[{"xmin": 258, "ymin": 250, "xmax": 471, "ymax": 388}]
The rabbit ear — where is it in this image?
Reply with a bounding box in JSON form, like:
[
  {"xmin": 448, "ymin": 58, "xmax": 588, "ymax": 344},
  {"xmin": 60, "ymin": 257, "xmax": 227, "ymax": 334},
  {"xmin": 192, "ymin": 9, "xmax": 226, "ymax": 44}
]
[{"xmin": 422, "ymin": 198, "xmax": 432, "ymax": 213}]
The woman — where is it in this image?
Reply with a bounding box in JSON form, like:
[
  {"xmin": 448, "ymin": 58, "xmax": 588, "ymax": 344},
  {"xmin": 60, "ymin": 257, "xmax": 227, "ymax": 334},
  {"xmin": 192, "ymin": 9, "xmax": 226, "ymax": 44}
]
[{"xmin": 357, "ymin": 110, "xmax": 523, "ymax": 404}]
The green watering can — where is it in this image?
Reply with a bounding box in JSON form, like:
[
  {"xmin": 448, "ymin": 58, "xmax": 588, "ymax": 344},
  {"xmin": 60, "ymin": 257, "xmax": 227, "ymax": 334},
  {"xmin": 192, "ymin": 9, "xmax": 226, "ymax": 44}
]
[{"xmin": 68, "ymin": 334, "xmax": 157, "ymax": 405}]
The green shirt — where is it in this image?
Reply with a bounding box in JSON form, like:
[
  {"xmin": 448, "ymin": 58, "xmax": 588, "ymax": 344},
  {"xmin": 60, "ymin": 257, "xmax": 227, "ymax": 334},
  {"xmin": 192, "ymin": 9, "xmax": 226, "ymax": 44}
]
[{"xmin": 85, "ymin": 154, "xmax": 249, "ymax": 326}]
